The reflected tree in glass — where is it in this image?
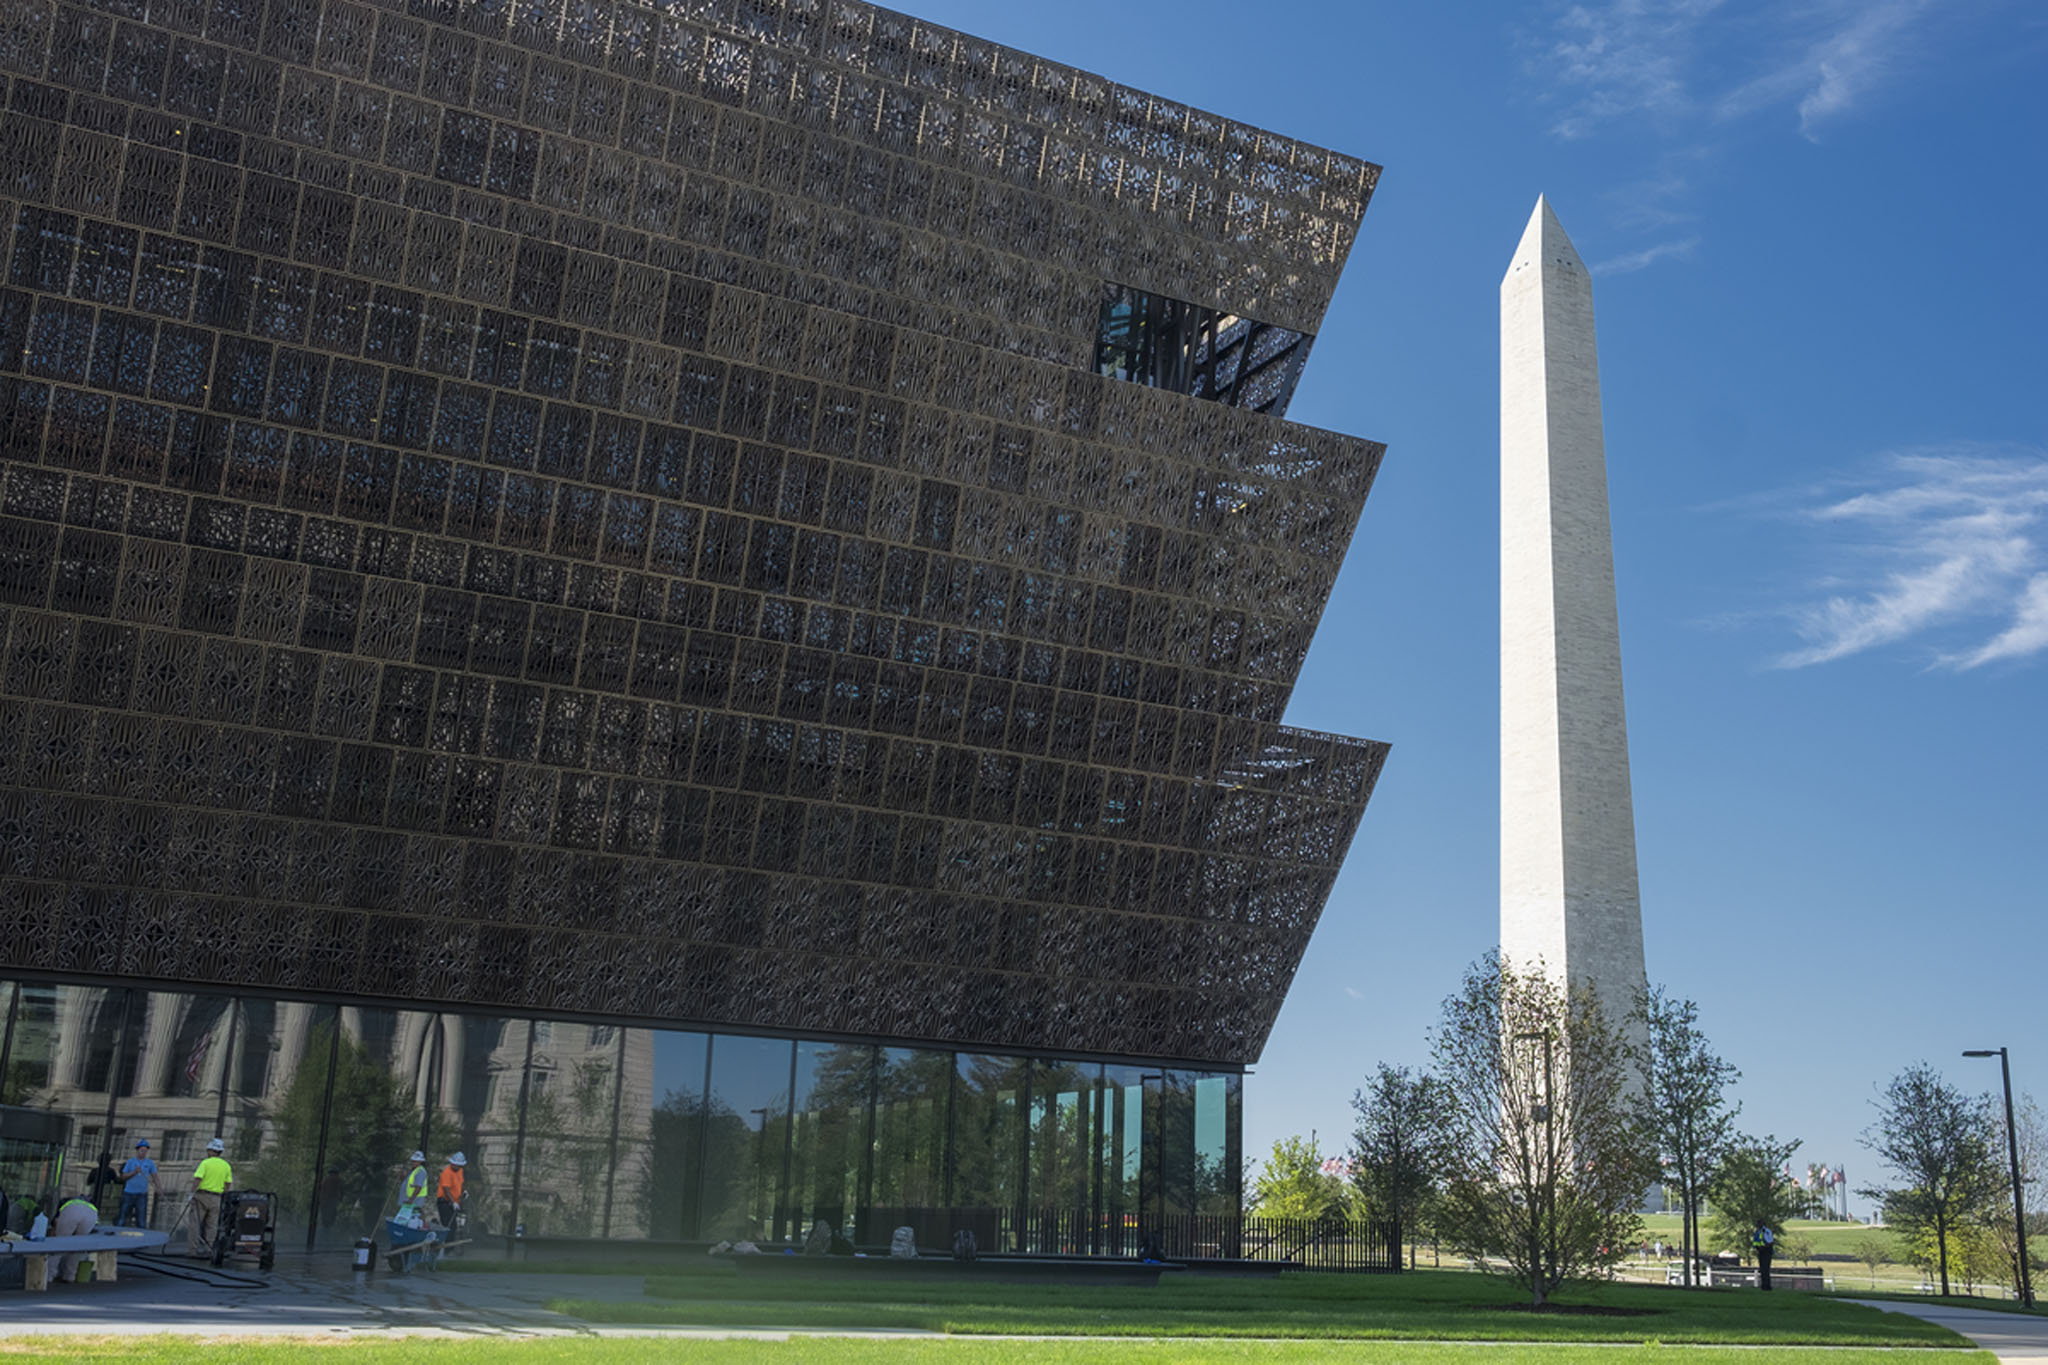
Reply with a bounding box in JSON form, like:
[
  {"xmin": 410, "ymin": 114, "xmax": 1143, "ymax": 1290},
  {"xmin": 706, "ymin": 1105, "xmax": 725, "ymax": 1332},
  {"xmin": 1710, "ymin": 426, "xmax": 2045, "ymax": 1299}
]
[
  {"xmin": 247, "ymin": 1017, "xmax": 417, "ymax": 1241},
  {"xmin": 517, "ymin": 1025, "xmax": 619, "ymax": 1238}
]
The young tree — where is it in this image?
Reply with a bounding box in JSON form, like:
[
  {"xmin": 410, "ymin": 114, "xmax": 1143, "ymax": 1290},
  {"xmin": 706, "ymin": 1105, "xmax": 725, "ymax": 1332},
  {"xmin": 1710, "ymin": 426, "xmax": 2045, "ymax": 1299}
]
[
  {"xmin": 1631, "ymin": 985, "xmax": 1740, "ymax": 1288},
  {"xmin": 1429, "ymin": 952, "xmax": 1653, "ymax": 1306},
  {"xmin": 1249, "ymin": 1133, "xmax": 1351, "ymax": 1220},
  {"xmin": 1707, "ymin": 1135, "xmax": 1810, "ymax": 1256},
  {"xmin": 1860, "ymin": 1062, "xmax": 2004, "ymax": 1296},
  {"xmin": 1853, "ymin": 1234, "xmax": 1892, "ymax": 1289},
  {"xmin": 1349, "ymin": 1063, "xmax": 1455, "ymax": 1269}
]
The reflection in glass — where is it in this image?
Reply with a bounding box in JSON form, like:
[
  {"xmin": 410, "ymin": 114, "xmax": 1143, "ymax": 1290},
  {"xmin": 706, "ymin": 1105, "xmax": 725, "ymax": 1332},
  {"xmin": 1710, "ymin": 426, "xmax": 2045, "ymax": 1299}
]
[
  {"xmin": 789, "ymin": 1042, "xmax": 872, "ymax": 1245},
  {"xmin": 1028, "ymin": 1058, "xmax": 1098, "ymax": 1252},
  {"xmin": 1094, "ymin": 283, "xmax": 1311, "ymax": 416},
  {"xmin": 951, "ymin": 1052, "xmax": 1025, "ymax": 1251},
  {"xmin": 867, "ymin": 1046, "xmax": 948, "ymax": 1241},
  {"xmin": 429, "ymin": 1013, "xmax": 528, "ymax": 1241},
  {"xmin": 626, "ymin": 1028, "xmax": 708, "ymax": 1239},
  {"xmin": 701, "ymin": 1034, "xmax": 792, "ymax": 1242},
  {"xmin": 0, "ymin": 977, "xmax": 1254, "ymax": 1256},
  {"xmin": 231, "ymin": 999, "xmax": 341, "ymax": 1245},
  {"xmin": 1102, "ymin": 1063, "xmax": 1148, "ymax": 1254},
  {"xmin": 299, "ymin": 1009, "xmax": 423, "ymax": 1240},
  {"xmin": 515, "ymin": 1020, "xmax": 620, "ymax": 1238},
  {"xmin": 0, "ymin": 984, "xmax": 129, "ymax": 1215}
]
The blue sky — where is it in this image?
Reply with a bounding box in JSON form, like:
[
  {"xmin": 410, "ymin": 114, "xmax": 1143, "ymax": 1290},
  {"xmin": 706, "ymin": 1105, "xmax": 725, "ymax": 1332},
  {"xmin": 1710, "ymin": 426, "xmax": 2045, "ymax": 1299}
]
[{"xmin": 895, "ymin": 0, "xmax": 2048, "ymax": 1208}]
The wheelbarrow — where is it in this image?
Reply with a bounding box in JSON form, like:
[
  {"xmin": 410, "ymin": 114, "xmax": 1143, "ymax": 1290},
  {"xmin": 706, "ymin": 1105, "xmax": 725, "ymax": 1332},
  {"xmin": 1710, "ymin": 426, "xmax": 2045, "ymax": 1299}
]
[{"xmin": 384, "ymin": 1215, "xmax": 448, "ymax": 1273}]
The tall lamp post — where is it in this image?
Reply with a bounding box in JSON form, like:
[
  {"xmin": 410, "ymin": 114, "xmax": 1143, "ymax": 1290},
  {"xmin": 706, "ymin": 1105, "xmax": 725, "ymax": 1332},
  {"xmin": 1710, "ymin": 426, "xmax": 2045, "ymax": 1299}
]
[
  {"xmin": 1963, "ymin": 1048, "xmax": 2033, "ymax": 1308},
  {"xmin": 1514, "ymin": 1031, "xmax": 1555, "ymax": 1288},
  {"xmin": 749, "ymin": 1107, "xmax": 770, "ymax": 1242}
]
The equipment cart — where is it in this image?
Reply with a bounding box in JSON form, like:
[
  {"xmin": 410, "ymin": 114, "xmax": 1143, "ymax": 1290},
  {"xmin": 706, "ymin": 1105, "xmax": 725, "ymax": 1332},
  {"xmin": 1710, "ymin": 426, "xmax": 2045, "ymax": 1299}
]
[
  {"xmin": 212, "ymin": 1190, "xmax": 277, "ymax": 1270},
  {"xmin": 384, "ymin": 1216, "xmax": 448, "ymax": 1273}
]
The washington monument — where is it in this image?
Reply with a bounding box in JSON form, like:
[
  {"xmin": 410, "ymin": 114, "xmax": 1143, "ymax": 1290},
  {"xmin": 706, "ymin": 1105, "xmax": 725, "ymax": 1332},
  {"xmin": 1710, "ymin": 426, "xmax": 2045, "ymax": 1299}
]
[{"xmin": 1499, "ymin": 197, "xmax": 1648, "ymax": 1020}]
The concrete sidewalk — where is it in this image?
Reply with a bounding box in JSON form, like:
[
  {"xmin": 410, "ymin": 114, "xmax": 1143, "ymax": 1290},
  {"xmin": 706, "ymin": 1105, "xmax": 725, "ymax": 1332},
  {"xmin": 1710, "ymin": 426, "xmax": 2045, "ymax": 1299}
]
[
  {"xmin": 1850, "ymin": 1299, "xmax": 2048, "ymax": 1363},
  {"xmin": 0, "ymin": 1247, "xmax": 644, "ymax": 1337}
]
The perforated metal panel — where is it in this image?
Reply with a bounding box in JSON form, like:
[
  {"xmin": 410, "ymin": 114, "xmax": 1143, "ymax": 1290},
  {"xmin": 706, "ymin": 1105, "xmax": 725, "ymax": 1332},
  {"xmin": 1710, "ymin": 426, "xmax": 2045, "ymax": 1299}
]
[{"xmin": 0, "ymin": 0, "xmax": 1387, "ymax": 1066}]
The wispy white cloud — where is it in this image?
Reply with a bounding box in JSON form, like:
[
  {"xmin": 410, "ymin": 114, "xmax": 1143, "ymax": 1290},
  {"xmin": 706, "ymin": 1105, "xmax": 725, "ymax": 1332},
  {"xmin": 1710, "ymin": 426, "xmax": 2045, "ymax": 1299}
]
[
  {"xmin": 1342, "ymin": 986, "xmax": 1365, "ymax": 1001},
  {"xmin": 1527, "ymin": 0, "xmax": 1957, "ymax": 267},
  {"xmin": 1542, "ymin": 0, "xmax": 1729, "ymax": 139},
  {"xmin": 1713, "ymin": 0, "xmax": 1939, "ymax": 139},
  {"xmin": 1764, "ymin": 447, "xmax": 2048, "ymax": 669},
  {"xmin": 1591, "ymin": 235, "xmax": 1700, "ymax": 275},
  {"xmin": 1953, "ymin": 575, "xmax": 2048, "ymax": 668},
  {"xmin": 1542, "ymin": 0, "xmax": 1941, "ymax": 142}
]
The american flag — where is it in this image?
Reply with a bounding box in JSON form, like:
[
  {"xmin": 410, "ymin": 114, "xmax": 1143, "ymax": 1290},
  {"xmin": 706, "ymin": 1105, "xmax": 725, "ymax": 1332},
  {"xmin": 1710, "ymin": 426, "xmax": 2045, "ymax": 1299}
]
[{"xmin": 184, "ymin": 1032, "xmax": 212, "ymax": 1086}]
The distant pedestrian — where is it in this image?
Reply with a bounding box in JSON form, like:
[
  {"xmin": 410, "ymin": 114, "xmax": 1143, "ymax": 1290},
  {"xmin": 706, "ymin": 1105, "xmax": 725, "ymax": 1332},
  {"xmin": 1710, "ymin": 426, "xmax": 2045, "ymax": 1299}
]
[
  {"xmin": 1752, "ymin": 1224, "xmax": 1775, "ymax": 1291},
  {"xmin": 90, "ymin": 1151, "xmax": 120, "ymax": 1200},
  {"xmin": 118, "ymin": 1139, "xmax": 158, "ymax": 1228}
]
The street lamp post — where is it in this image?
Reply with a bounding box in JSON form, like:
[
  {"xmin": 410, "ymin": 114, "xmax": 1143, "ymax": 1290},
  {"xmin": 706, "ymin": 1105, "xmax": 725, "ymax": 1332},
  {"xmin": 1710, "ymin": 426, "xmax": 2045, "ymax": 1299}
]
[
  {"xmin": 749, "ymin": 1107, "xmax": 770, "ymax": 1242},
  {"xmin": 1964, "ymin": 1048, "xmax": 2033, "ymax": 1308},
  {"xmin": 1515, "ymin": 1031, "xmax": 1555, "ymax": 1292}
]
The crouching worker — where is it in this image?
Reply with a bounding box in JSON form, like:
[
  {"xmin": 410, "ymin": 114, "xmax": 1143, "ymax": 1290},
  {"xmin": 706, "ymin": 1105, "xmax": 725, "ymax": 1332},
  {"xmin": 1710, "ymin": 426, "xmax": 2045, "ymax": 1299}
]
[{"xmin": 52, "ymin": 1187, "xmax": 100, "ymax": 1283}]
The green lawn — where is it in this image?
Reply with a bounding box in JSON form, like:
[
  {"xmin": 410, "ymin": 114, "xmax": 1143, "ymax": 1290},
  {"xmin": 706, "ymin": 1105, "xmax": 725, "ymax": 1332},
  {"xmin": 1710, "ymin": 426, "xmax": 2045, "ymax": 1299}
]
[
  {"xmin": 552, "ymin": 1266, "xmax": 1976, "ymax": 1346},
  {"xmin": 0, "ymin": 1339, "xmax": 1998, "ymax": 1364}
]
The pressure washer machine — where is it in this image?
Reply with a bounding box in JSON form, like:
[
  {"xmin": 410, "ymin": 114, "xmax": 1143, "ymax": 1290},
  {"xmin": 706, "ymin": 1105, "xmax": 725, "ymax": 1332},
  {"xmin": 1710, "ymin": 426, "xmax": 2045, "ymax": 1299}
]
[{"xmin": 212, "ymin": 1190, "xmax": 277, "ymax": 1270}]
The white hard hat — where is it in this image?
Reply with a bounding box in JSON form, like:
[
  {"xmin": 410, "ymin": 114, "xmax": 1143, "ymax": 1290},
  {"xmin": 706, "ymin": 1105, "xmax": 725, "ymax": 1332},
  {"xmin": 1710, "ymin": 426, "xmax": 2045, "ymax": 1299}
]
[
  {"xmin": 449, "ymin": 1152, "xmax": 467, "ymax": 1167},
  {"xmin": 410, "ymin": 1151, "xmax": 426, "ymax": 1162},
  {"xmin": 206, "ymin": 1138, "xmax": 225, "ymax": 1152}
]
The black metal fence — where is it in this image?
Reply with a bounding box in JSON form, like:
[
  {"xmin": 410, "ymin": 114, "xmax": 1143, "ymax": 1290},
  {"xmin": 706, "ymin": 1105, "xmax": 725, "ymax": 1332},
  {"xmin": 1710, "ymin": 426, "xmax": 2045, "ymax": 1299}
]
[{"xmin": 859, "ymin": 1206, "xmax": 1399, "ymax": 1272}]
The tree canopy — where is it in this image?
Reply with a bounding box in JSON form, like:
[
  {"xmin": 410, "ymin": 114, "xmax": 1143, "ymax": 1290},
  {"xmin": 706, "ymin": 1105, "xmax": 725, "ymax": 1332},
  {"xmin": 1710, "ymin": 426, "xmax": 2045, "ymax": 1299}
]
[{"xmin": 1429, "ymin": 952, "xmax": 1652, "ymax": 1305}]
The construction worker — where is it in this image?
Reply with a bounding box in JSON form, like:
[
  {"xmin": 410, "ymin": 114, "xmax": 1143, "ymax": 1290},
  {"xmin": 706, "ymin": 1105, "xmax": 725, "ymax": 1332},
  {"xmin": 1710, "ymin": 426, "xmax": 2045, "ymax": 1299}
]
[
  {"xmin": 117, "ymin": 1139, "xmax": 158, "ymax": 1228},
  {"xmin": 189, "ymin": 1138, "xmax": 233, "ymax": 1258},
  {"xmin": 51, "ymin": 1186, "xmax": 100, "ymax": 1283},
  {"xmin": 435, "ymin": 1152, "xmax": 466, "ymax": 1233},
  {"xmin": 398, "ymin": 1151, "xmax": 430, "ymax": 1219}
]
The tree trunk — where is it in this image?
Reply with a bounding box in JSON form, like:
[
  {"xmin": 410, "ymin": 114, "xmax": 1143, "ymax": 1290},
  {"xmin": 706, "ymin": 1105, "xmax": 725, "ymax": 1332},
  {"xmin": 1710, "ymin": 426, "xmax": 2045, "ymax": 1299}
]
[{"xmin": 1938, "ymin": 1212, "xmax": 1950, "ymax": 1297}]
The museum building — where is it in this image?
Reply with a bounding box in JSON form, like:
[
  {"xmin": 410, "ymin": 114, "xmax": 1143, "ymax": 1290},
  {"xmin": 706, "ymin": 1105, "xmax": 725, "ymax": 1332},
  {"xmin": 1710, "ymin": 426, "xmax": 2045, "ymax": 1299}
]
[{"xmin": 0, "ymin": 0, "xmax": 1387, "ymax": 1251}]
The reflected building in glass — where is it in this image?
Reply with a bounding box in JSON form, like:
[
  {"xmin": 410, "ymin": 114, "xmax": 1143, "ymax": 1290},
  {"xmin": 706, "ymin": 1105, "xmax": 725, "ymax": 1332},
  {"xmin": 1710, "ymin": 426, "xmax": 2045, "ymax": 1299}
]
[{"xmin": 0, "ymin": 0, "xmax": 1386, "ymax": 1254}]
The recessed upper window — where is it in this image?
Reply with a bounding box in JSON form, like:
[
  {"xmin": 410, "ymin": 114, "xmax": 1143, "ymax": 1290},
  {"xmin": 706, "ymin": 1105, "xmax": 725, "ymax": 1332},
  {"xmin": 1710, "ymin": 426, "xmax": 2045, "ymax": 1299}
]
[{"xmin": 1093, "ymin": 283, "xmax": 1312, "ymax": 417}]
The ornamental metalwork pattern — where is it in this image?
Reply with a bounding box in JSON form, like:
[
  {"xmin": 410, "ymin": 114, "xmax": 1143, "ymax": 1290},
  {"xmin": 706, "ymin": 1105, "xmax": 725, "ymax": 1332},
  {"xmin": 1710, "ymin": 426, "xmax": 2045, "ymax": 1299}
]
[{"xmin": 0, "ymin": 0, "xmax": 1387, "ymax": 1066}]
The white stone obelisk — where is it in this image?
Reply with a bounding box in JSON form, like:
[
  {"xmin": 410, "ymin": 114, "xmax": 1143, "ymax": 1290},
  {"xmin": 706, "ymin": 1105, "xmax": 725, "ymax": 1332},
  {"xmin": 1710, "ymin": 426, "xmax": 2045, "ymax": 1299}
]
[{"xmin": 1500, "ymin": 197, "xmax": 1647, "ymax": 1021}]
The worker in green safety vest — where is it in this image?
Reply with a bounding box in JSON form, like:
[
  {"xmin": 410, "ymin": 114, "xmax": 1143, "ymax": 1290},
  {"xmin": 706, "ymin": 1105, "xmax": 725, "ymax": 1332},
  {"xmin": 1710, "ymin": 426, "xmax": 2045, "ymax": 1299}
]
[
  {"xmin": 398, "ymin": 1151, "xmax": 430, "ymax": 1220},
  {"xmin": 52, "ymin": 1188, "xmax": 100, "ymax": 1283}
]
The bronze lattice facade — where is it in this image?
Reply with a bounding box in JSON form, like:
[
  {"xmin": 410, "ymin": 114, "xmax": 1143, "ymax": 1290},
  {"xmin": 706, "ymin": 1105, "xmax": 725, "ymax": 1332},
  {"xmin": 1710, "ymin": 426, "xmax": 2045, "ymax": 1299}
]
[{"xmin": 0, "ymin": 0, "xmax": 1387, "ymax": 1071}]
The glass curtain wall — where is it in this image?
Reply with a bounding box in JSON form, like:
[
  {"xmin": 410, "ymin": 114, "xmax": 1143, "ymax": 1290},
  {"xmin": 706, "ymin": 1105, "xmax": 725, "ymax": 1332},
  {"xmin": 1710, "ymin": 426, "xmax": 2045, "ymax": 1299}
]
[
  {"xmin": 866, "ymin": 1047, "xmax": 949, "ymax": 1245},
  {"xmin": 788, "ymin": 1042, "xmax": 873, "ymax": 1246},
  {"xmin": 951, "ymin": 1052, "xmax": 1026, "ymax": 1251},
  {"xmin": 700, "ymin": 1033, "xmax": 792, "ymax": 1243},
  {"xmin": 0, "ymin": 979, "xmax": 1241, "ymax": 1252}
]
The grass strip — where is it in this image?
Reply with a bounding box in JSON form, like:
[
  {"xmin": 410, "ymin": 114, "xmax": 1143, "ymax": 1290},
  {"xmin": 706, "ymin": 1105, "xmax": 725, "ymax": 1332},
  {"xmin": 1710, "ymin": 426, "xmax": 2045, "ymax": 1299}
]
[
  {"xmin": 545, "ymin": 1268, "xmax": 1974, "ymax": 1346},
  {"xmin": 0, "ymin": 1336, "xmax": 2000, "ymax": 1363}
]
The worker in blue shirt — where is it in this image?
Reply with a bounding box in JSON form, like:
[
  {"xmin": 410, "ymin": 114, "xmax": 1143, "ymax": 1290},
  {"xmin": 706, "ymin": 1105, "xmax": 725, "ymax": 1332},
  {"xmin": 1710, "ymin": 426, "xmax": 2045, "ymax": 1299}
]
[{"xmin": 118, "ymin": 1139, "xmax": 159, "ymax": 1228}]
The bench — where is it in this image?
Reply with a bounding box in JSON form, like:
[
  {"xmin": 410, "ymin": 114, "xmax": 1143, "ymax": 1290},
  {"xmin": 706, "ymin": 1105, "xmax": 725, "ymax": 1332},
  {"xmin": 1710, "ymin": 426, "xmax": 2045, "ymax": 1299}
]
[{"xmin": 0, "ymin": 1227, "xmax": 172, "ymax": 1291}]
